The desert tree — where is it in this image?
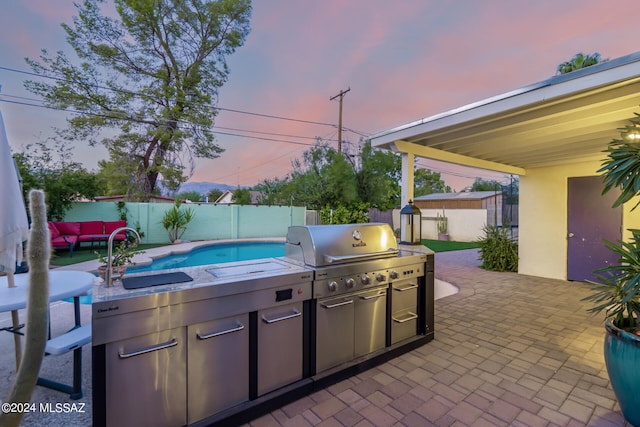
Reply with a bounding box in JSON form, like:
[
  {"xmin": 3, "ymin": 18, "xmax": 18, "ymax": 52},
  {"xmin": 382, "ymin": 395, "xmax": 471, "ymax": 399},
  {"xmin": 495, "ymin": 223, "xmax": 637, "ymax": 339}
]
[{"xmin": 25, "ymin": 0, "xmax": 252, "ymax": 199}]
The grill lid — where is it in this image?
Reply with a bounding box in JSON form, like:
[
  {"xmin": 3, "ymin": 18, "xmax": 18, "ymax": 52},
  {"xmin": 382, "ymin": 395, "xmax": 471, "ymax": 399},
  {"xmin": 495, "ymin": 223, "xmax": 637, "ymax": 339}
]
[{"xmin": 285, "ymin": 223, "xmax": 398, "ymax": 267}]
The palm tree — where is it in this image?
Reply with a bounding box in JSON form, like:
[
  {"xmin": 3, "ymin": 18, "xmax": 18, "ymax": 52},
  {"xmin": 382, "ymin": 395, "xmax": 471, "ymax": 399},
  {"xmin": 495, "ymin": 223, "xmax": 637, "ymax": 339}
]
[{"xmin": 556, "ymin": 52, "xmax": 606, "ymax": 75}]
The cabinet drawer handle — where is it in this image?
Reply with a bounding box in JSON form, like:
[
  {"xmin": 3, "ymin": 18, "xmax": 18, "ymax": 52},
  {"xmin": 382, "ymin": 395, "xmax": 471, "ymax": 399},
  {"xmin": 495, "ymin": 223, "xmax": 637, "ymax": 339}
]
[
  {"xmin": 262, "ymin": 309, "xmax": 301, "ymax": 324},
  {"xmin": 360, "ymin": 291, "xmax": 386, "ymax": 300},
  {"xmin": 394, "ymin": 283, "xmax": 418, "ymax": 292},
  {"xmin": 320, "ymin": 299, "xmax": 354, "ymax": 309},
  {"xmin": 392, "ymin": 312, "xmax": 419, "ymax": 323},
  {"xmin": 118, "ymin": 338, "xmax": 177, "ymax": 359},
  {"xmin": 197, "ymin": 322, "xmax": 245, "ymax": 340}
]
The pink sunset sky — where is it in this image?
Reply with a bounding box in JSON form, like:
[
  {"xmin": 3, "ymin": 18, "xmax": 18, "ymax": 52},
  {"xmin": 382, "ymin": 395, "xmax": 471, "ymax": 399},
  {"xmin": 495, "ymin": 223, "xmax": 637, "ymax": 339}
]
[{"xmin": 1, "ymin": 0, "xmax": 640, "ymax": 191}]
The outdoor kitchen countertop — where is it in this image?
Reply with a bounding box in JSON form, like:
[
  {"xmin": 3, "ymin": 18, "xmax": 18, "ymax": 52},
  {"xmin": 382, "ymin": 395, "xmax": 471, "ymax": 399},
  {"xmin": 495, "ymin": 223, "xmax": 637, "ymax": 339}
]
[
  {"xmin": 90, "ymin": 243, "xmax": 434, "ymax": 305},
  {"xmin": 91, "ymin": 257, "xmax": 312, "ymax": 304}
]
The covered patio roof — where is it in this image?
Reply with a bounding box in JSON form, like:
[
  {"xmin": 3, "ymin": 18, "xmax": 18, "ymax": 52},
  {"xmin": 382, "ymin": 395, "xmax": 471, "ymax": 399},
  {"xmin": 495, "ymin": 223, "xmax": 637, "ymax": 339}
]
[{"xmin": 370, "ymin": 52, "xmax": 640, "ymax": 176}]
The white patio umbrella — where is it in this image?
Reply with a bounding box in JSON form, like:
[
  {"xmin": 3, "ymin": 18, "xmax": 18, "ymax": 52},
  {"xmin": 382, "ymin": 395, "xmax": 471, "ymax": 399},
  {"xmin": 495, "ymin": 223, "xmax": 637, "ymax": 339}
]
[{"xmin": 0, "ymin": 108, "xmax": 29, "ymax": 369}]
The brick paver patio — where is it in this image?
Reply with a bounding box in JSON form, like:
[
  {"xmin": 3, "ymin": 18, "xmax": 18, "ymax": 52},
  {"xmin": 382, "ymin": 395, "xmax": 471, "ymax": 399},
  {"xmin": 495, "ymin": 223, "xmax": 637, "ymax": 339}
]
[
  {"xmin": 0, "ymin": 248, "xmax": 631, "ymax": 426},
  {"xmin": 248, "ymin": 249, "xmax": 631, "ymax": 427}
]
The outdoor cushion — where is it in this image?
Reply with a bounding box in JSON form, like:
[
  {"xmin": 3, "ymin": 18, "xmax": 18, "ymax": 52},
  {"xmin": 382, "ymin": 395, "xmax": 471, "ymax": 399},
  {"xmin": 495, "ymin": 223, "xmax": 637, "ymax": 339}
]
[
  {"xmin": 51, "ymin": 235, "xmax": 78, "ymax": 247},
  {"xmin": 79, "ymin": 221, "xmax": 104, "ymax": 236},
  {"xmin": 48, "ymin": 222, "xmax": 60, "ymax": 238},
  {"xmin": 53, "ymin": 221, "xmax": 81, "ymax": 236},
  {"xmin": 104, "ymin": 220, "xmax": 127, "ymax": 239}
]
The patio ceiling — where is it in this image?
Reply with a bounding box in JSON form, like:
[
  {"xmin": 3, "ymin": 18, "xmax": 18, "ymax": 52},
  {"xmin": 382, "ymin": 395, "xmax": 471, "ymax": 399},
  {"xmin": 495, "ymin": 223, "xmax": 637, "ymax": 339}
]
[{"xmin": 370, "ymin": 52, "xmax": 640, "ymax": 175}]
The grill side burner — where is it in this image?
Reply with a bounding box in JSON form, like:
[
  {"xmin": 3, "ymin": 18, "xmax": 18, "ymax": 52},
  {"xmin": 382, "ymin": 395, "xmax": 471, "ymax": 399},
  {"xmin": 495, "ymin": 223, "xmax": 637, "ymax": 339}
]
[{"xmin": 283, "ymin": 223, "xmax": 434, "ymax": 376}]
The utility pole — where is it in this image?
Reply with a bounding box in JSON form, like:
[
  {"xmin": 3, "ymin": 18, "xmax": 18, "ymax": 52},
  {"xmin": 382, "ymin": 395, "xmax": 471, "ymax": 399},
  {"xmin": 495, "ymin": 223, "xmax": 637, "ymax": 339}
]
[{"xmin": 330, "ymin": 87, "xmax": 350, "ymax": 153}]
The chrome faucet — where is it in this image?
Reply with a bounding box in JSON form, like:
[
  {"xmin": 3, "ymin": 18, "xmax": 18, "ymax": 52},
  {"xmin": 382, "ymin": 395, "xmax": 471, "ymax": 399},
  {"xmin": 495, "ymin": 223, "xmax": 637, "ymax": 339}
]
[{"xmin": 105, "ymin": 226, "xmax": 141, "ymax": 288}]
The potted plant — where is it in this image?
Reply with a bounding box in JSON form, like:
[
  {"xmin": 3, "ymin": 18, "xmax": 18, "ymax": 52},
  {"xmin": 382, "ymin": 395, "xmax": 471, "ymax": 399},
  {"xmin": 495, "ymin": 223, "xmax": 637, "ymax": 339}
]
[
  {"xmin": 436, "ymin": 208, "xmax": 449, "ymax": 241},
  {"xmin": 95, "ymin": 241, "xmax": 144, "ymax": 280},
  {"xmin": 582, "ymin": 116, "xmax": 640, "ymax": 426},
  {"xmin": 582, "ymin": 234, "xmax": 640, "ymax": 426}
]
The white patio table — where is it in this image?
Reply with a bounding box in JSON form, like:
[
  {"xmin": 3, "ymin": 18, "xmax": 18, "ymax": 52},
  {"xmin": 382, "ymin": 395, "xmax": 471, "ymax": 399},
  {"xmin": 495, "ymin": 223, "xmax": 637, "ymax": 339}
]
[
  {"xmin": 0, "ymin": 270, "xmax": 94, "ymax": 398},
  {"xmin": 0, "ymin": 270, "xmax": 93, "ymax": 312}
]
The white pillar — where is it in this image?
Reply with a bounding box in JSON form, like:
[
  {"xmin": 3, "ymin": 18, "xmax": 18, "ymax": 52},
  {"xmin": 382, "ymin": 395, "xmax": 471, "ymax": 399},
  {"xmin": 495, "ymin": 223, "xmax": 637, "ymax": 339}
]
[{"xmin": 401, "ymin": 152, "xmax": 415, "ymax": 207}]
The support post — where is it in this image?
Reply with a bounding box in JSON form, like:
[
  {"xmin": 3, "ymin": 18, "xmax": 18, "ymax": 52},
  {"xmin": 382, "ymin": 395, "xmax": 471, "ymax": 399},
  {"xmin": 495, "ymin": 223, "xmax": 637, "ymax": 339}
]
[{"xmin": 401, "ymin": 152, "xmax": 415, "ymax": 207}]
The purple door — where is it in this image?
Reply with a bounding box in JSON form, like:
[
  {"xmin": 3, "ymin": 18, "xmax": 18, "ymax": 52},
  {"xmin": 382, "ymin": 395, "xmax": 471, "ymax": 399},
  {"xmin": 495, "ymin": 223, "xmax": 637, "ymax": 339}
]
[{"xmin": 567, "ymin": 176, "xmax": 621, "ymax": 281}]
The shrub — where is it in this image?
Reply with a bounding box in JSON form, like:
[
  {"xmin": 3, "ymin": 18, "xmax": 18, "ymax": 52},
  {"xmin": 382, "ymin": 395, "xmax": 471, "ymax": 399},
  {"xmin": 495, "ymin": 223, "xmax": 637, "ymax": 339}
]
[
  {"xmin": 476, "ymin": 225, "xmax": 518, "ymax": 272},
  {"xmin": 319, "ymin": 203, "xmax": 369, "ymax": 224}
]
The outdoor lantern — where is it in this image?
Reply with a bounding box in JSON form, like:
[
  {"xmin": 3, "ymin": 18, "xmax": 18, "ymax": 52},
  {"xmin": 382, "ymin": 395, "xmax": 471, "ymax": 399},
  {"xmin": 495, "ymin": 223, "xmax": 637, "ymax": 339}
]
[{"xmin": 400, "ymin": 200, "xmax": 422, "ymax": 245}]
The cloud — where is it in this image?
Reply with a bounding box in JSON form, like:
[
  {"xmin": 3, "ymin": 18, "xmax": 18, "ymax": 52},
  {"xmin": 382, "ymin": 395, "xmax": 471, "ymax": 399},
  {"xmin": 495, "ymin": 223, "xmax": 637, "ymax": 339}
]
[{"xmin": 3, "ymin": 0, "xmax": 640, "ymax": 189}]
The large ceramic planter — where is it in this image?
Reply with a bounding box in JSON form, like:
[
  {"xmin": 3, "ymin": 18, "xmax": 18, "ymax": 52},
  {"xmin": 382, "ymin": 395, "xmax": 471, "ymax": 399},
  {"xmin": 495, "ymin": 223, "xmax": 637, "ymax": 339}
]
[{"xmin": 604, "ymin": 320, "xmax": 640, "ymax": 426}]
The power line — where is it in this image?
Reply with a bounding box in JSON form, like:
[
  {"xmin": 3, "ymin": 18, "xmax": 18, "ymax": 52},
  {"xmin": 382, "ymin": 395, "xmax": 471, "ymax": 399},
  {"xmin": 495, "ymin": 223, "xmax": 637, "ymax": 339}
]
[
  {"xmin": 0, "ymin": 97, "xmax": 328, "ymax": 148},
  {"xmin": 212, "ymin": 130, "xmax": 314, "ymax": 147},
  {"xmin": 214, "ymin": 125, "xmax": 333, "ymax": 142},
  {"xmin": 0, "ymin": 91, "xmax": 346, "ymax": 143},
  {"xmin": 0, "ymin": 65, "xmax": 345, "ymax": 129}
]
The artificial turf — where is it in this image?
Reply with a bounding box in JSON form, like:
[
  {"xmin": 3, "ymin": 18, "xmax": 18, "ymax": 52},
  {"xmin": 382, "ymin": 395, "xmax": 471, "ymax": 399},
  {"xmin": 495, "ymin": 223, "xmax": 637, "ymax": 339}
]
[{"xmin": 420, "ymin": 239, "xmax": 480, "ymax": 252}]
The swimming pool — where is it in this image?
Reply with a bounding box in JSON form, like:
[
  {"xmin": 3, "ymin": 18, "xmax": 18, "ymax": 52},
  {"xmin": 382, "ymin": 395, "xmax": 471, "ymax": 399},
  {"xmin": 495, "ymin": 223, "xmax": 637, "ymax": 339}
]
[{"xmin": 127, "ymin": 241, "xmax": 285, "ymax": 273}]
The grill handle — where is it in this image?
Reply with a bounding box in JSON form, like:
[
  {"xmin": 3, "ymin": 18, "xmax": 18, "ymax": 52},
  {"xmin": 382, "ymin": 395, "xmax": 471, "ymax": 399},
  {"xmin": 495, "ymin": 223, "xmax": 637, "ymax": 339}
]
[
  {"xmin": 324, "ymin": 249, "xmax": 399, "ymax": 264},
  {"xmin": 319, "ymin": 299, "xmax": 354, "ymax": 309},
  {"xmin": 262, "ymin": 309, "xmax": 301, "ymax": 324},
  {"xmin": 196, "ymin": 322, "xmax": 245, "ymax": 340},
  {"xmin": 394, "ymin": 283, "xmax": 419, "ymax": 292},
  {"xmin": 359, "ymin": 291, "xmax": 386, "ymax": 300},
  {"xmin": 118, "ymin": 338, "xmax": 178, "ymax": 359},
  {"xmin": 392, "ymin": 312, "xmax": 419, "ymax": 323}
]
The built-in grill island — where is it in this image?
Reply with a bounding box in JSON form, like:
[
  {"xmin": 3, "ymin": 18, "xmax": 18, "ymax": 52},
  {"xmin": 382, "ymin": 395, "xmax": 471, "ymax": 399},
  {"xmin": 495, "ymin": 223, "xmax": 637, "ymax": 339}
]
[
  {"xmin": 91, "ymin": 223, "xmax": 434, "ymax": 427},
  {"xmin": 284, "ymin": 223, "xmax": 434, "ymax": 382}
]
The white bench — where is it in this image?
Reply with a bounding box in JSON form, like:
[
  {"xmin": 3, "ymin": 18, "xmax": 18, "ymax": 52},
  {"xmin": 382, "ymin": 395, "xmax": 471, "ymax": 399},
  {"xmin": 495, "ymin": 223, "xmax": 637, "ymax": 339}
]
[
  {"xmin": 45, "ymin": 323, "xmax": 92, "ymax": 355},
  {"xmin": 37, "ymin": 323, "xmax": 92, "ymax": 399}
]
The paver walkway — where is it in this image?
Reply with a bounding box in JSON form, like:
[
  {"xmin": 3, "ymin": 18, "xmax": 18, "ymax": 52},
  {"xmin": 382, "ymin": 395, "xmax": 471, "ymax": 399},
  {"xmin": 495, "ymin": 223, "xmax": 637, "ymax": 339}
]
[
  {"xmin": 248, "ymin": 249, "xmax": 631, "ymax": 427},
  {"xmin": 0, "ymin": 249, "xmax": 631, "ymax": 426}
]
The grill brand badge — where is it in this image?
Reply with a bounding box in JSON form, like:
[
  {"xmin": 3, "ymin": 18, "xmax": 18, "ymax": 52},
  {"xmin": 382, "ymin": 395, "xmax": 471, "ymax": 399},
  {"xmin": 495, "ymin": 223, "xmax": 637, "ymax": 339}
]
[{"xmin": 352, "ymin": 229, "xmax": 367, "ymax": 247}]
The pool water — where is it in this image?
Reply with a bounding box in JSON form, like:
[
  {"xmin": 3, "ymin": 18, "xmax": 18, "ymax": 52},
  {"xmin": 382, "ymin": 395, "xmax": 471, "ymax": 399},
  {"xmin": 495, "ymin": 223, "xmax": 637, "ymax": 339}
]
[
  {"xmin": 127, "ymin": 241, "xmax": 285, "ymax": 273},
  {"xmin": 69, "ymin": 242, "xmax": 285, "ymax": 304}
]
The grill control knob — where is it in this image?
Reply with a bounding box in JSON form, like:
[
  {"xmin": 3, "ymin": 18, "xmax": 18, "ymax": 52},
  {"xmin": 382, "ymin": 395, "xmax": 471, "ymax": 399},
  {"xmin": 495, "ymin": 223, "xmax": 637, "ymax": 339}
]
[
  {"xmin": 376, "ymin": 273, "xmax": 386, "ymax": 282},
  {"xmin": 345, "ymin": 278, "xmax": 355, "ymax": 289},
  {"xmin": 389, "ymin": 271, "xmax": 399, "ymax": 280},
  {"xmin": 328, "ymin": 281, "xmax": 338, "ymax": 292},
  {"xmin": 361, "ymin": 275, "xmax": 371, "ymax": 285}
]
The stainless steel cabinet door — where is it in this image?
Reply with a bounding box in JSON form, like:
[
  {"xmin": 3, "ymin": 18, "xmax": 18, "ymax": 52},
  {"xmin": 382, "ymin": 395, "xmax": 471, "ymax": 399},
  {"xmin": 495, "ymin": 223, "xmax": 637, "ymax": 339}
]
[
  {"xmin": 316, "ymin": 296, "xmax": 355, "ymax": 373},
  {"xmin": 354, "ymin": 287, "xmax": 387, "ymax": 357},
  {"xmin": 257, "ymin": 302, "xmax": 303, "ymax": 395},
  {"xmin": 188, "ymin": 314, "xmax": 249, "ymax": 423},
  {"xmin": 391, "ymin": 280, "xmax": 419, "ymax": 344},
  {"xmin": 105, "ymin": 327, "xmax": 187, "ymax": 427}
]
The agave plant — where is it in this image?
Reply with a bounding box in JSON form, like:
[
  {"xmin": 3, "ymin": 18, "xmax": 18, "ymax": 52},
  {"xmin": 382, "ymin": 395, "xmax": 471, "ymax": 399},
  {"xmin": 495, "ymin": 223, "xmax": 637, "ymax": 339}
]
[
  {"xmin": 162, "ymin": 200, "xmax": 195, "ymax": 243},
  {"xmin": 582, "ymin": 230, "xmax": 640, "ymax": 330}
]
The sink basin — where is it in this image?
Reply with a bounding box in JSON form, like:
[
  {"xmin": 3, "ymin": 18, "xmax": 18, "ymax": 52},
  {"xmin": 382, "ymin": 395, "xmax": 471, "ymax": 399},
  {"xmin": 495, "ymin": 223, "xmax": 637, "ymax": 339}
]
[{"xmin": 122, "ymin": 272, "xmax": 193, "ymax": 290}]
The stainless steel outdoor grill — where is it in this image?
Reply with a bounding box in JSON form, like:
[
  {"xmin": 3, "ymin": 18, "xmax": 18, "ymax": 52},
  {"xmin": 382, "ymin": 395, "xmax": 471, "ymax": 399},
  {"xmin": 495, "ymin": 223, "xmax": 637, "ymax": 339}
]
[{"xmin": 284, "ymin": 223, "xmax": 434, "ymax": 376}]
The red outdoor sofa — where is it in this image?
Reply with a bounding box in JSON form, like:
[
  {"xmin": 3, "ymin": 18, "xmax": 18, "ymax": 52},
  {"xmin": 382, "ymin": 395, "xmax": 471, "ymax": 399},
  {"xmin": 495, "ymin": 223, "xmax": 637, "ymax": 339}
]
[{"xmin": 49, "ymin": 220, "xmax": 127, "ymax": 256}]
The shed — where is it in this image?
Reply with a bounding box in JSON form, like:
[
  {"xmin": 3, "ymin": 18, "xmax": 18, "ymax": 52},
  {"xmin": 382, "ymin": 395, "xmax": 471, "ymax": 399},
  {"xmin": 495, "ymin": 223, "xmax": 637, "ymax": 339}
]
[{"xmin": 414, "ymin": 191, "xmax": 502, "ymax": 228}]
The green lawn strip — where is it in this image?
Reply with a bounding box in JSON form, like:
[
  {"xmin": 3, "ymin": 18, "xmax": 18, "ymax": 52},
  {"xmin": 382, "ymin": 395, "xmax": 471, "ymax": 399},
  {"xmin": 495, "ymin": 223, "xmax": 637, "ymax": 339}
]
[
  {"xmin": 50, "ymin": 243, "xmax": 168, "ymax": 267},
  {"xmin": 421, "ymin": 239, "xmax": 480, "ymax": 252}
]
